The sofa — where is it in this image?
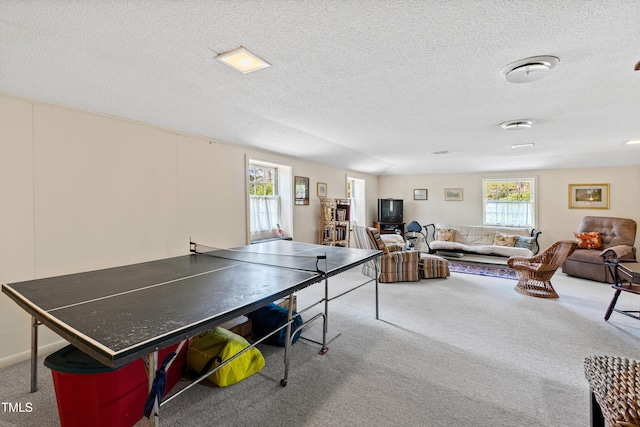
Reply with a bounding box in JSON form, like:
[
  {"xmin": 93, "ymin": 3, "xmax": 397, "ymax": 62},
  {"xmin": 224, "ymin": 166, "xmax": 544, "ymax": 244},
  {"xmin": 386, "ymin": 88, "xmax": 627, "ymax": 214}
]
[
  {"xmin": 561, "ymin": 216, "xmax": 637, "ymax": 283},
  {"xmin": 425, "ymin": 223, "xmax": 542, "ymax": 259}
]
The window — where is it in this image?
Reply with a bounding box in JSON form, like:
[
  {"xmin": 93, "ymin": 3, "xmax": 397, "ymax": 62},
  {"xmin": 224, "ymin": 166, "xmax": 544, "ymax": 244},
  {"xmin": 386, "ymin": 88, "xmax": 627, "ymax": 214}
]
[
  {"xmin": 247, "ymin": 160, "xmax": 292, "ymax": 242},
  {"xmin": 249, "ymin": 163, "xmax": 280, "ymax": 238},
  {"xmin": 483, "ymin": 178, "xmax": 536, "ymax": 227}
]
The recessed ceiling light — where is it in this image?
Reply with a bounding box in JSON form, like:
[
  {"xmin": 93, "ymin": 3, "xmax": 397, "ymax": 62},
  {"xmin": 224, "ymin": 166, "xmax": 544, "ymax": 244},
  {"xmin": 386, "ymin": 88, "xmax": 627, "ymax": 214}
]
[
  {"xmin": 625, "ymin": 140, "xmax": 640, "ymax": 145},
  {"xmin": 511, "ymin": 143, "xmax": 534, "ymax": 149},
  {"xmin": 500, "ymin": 120, "xmax": 533, "ymax": 130},
  {"xmin": 215, "ymin": 46, "xmax": 271, "ymax": 74},
  {"xmin": 500, "ymin": 56, "xmax": 559, "ymax": 83}
]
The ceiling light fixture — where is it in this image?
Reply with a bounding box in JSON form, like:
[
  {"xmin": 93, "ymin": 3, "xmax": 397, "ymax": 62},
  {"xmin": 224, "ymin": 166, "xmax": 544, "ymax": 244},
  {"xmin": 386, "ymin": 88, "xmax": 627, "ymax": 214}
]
[
  {"xmin": 500, "ymin": 120, "xmax": 533, "ymax": 130},
  {"xmin": 215, "ymin": 46, "xmax": 271, "ymax": 74},
  {"xmin": 500, "ymin": 56, "xmax": 559, "ymax": 83},
  {"xmin": 512, "ymin": 143, "xmax": 534, "ymax": 149},
  {"xmin": 625, "ymin": 140, "xmax": 640, "ymax": 145}
]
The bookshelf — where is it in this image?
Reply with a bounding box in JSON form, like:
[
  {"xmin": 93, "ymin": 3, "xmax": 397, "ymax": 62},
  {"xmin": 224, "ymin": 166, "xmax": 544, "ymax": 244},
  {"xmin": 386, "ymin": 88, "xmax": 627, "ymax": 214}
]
[{"xmin": 318, "ymin": 198, "xmax": 351, "ymax": 247}]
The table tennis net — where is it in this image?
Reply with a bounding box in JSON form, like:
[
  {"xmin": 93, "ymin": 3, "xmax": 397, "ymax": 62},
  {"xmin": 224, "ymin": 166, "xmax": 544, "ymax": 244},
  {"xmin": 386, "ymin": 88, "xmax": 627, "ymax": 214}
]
[{"xmin": 190, "ymin": 242, "xmax": 326, "ymax": 274}]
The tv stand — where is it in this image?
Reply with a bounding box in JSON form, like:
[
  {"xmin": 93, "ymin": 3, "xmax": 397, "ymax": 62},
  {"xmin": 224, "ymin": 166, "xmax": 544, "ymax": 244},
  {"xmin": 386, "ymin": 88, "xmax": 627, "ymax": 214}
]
[{"xmin": 374, "ymin": 221, "xmax": 405, "ymax": 237}]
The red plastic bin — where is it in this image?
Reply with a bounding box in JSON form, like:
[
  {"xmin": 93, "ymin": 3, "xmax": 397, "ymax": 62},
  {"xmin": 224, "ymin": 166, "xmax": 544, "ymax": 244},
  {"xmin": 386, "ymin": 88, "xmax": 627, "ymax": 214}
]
[{"xmin": 44, "ymin": 343, "xmax": 186, "ymax": 427}]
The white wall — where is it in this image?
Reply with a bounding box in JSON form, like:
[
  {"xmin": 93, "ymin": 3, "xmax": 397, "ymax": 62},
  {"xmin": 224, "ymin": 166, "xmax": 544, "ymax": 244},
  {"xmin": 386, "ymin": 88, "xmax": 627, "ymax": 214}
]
[
  {"xmin": 0, "ymin": 93, "xmax": 379, "ymax": 366},
  {"xmin": 379, "ymin": 167, "xmax": 640, "ymax": 250}
]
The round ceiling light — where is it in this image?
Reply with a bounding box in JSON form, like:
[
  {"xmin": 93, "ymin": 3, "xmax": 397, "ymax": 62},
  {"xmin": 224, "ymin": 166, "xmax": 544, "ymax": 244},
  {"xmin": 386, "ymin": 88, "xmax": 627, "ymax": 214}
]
[
  {"xmin": 500, "ymin": 56, "xmax": 559, "ymax": 83},
  {"xmin": 500, "ymin": 120, "xmax": 533, "ymax": 130}
]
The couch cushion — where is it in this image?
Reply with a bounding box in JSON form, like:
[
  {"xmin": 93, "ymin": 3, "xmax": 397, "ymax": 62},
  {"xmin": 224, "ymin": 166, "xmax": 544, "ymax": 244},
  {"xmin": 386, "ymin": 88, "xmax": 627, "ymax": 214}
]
[
  {"xmin": 435, "ymin": 228, "xmax": 455, "ymax": 241},
  {"xmin": 366, "ymin": 227, "xmax": 390, "ymax": 254},
  {"xmin": 515, "ymin": 236, "xmax": 536, "ymax": 251},
  {"xmin": 380, "ymin": 233, "xmax": 404, "ymax": 251},
  {"xmin": 493, "ymin": 231, "xmax": 518, "ymax": 247},
  {"xmin": 430, "ymin": 241, "xmax": 533, "ymax": 257},
  {"xmin": 435, "ymin": 223, "xmax": 530, "ymax": 246},
  {"xmin": 574, "ymin": 231, "xmax": 603, "ymax": 249},
  {"xmin": 565, "ymin": 248, "xmax": 605, "ymax": 265}
]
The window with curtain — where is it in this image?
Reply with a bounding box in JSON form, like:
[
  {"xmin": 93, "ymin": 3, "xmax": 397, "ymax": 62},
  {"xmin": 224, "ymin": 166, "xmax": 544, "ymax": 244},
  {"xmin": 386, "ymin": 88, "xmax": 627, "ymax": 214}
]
[
  {"xmin": 483, "ymin": 178, "xmax": 536, "ymax": 227},
  {"xmin": 249, "ymin": 163, "xmax": 280, "ymax": 236}
]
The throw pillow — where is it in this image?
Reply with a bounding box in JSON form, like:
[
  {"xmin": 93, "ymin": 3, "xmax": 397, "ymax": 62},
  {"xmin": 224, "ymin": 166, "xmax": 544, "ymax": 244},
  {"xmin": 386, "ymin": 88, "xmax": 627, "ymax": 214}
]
[
  {"xmin": 515, "ymin": 236, "xmax": 536, "ymax": 251},
  {"xmin": 574, "ymin": 231, "xmax": 603, "ymax": 249},
  {"xmin": 435, "ymin": 228, "xmax": 455, "ymax": 242},
  {"xmin": 492, "ymin": 231, "xmax": 518, "ymax": 247},
  {"xmin": 367, "ymin": 228, "xmax": 390, "ymax": 254}
]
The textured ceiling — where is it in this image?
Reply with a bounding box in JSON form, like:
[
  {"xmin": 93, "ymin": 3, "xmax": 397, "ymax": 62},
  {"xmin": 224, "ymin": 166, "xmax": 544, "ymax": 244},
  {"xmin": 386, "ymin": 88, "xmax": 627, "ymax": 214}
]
[{"xmin": 1, "ymin": 1, "xmax": 640, "ymax": 175}]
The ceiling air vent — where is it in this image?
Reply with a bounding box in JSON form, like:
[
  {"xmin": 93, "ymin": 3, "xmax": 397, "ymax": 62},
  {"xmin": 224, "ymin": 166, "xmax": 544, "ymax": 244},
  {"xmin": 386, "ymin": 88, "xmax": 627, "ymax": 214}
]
[
  {"xmin": 500, "ymin": 120, "xmax": 533, "ymax": 130},
  {"xmin": 500, "ymin": 56, "xmax": 559, "ymax": 83}
]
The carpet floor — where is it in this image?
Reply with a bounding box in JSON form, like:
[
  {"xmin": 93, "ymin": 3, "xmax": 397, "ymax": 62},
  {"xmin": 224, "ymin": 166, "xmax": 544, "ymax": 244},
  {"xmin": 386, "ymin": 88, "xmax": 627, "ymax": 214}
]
[{"xmin": 1, "ymin": 268, "xmax": 639, "ymax": 426}]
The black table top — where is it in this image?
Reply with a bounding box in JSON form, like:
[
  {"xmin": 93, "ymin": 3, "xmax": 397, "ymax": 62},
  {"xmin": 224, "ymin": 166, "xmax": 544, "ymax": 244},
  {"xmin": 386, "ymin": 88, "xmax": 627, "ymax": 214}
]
[{"xmin": 2, "ymin": 241, "xmax": 380, "ymax": 368}]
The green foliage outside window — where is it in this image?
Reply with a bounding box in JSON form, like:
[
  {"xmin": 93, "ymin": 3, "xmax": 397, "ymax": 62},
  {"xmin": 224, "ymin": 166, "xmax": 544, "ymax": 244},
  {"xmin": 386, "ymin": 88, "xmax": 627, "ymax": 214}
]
[
  {"xmin": 249, "ymin": 182, "xmax": 274, "ymax": 196},
  {"xmin": 484, "ymin": 180, "xmax": 531, "ymax": 201},
  {"xmin": 249, "ymin": 166, "xmax": 277, "ymax": 196}
]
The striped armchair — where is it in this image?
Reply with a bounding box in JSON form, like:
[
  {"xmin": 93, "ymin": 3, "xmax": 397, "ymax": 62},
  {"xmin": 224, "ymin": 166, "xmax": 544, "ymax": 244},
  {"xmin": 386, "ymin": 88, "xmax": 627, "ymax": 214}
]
[{"xmin": 352, "ymin": 226, "xmax": 420, "ymax": 283}]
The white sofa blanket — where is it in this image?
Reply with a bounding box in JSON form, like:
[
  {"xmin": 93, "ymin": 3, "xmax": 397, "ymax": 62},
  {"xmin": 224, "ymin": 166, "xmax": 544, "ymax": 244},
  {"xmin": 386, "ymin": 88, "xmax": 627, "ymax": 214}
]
[{"xmin": 428, "ymin": 223, "xmax": 538, "ymax": 258}]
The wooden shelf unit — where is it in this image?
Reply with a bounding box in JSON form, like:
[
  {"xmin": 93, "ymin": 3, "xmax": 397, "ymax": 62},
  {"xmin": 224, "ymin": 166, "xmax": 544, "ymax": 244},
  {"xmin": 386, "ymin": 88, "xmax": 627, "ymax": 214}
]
[{"xmin": 318, "ymin": 198, "xmax": 351, "ymax": 247}]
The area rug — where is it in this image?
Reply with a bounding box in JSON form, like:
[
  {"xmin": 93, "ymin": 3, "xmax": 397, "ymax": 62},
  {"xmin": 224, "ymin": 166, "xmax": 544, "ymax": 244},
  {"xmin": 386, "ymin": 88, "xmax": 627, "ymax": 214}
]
[{"xmin": 448, "ymin": 261, "xmax": 518, "ymax": 280}]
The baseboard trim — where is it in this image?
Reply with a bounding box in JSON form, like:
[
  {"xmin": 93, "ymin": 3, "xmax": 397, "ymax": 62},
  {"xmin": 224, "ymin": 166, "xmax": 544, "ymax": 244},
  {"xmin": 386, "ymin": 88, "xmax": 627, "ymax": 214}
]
[{"xmin": 0, "ymin": 340, "xmax": 68, "ymax": 369}]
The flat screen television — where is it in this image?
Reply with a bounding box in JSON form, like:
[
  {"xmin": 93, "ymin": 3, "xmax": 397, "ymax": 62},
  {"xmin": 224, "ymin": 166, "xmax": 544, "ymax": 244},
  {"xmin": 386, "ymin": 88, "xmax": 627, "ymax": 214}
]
[{"xmin": 378, "ymin": 198, "xmax": 403, "ymax": 223}]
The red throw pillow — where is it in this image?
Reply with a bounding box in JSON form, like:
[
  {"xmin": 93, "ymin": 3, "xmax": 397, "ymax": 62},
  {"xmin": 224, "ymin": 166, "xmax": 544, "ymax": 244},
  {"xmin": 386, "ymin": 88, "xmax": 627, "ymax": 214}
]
[{"xmin": 574, "ymin": 231, "xmax": 603, "ymax": 249}]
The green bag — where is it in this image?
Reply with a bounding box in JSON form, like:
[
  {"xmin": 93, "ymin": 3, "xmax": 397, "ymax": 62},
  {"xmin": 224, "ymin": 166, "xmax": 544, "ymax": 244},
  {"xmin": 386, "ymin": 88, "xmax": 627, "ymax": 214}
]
[{"xmin": 187, "ymin": 327, "xmax": 265, "ymax": 387}]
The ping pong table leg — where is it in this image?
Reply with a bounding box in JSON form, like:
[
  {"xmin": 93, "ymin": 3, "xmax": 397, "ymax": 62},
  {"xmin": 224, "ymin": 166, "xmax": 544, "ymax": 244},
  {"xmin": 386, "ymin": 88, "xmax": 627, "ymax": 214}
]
[
  {"xmin": 322, "ymin": 274, "xmax": 329, "ymax": 352},
  {"xmin": 375, "ymin": 264, "xmax": 379, "ymax": 320},
  {"xmin": 281, "ymin": 293, "xmax": 294, "ymax": 387},
  {"xmin": 30, "ymin": 316, "xmax": 38, "ymax": 393},
  {"xmin": 146, "ymin": 351, "xmax": 159, "ymax": 426}
]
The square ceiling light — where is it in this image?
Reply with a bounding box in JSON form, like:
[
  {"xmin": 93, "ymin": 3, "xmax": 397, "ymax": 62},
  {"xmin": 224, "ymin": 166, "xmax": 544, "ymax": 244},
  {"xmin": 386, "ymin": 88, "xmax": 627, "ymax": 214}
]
[{"xmin": 216, "ymin": 46, "xmax": 271, "ymax": 74}]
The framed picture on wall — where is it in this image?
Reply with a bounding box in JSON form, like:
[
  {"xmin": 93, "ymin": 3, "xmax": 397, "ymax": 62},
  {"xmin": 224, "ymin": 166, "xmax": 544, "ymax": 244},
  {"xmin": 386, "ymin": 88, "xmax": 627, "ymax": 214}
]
[
  {"xmin": 317, "ymin": 182, "xmax": 327, "ymax": 197},
  {"xmin": 444, "ymin": 188, "xmax": 463, "ymax": 201},
  {"xmin": 413, "ymin": 189, "xmax": 427, "ymax": 200},
  {"xmin": 295, "ymin": 176, "xmax": 309, "ymax": 205},
  {"xmin": 568, "ymin": 183, "xmax": 609, "ymax": 209}
]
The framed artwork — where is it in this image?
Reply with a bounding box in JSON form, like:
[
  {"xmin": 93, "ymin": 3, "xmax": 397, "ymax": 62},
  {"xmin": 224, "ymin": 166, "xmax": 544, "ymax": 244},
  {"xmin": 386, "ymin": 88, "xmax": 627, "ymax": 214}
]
[
  {"xmin": 568, "ymin": 183, "xmax": 610, "ymax": 209},
  {"xmin": 295, "ymin": 176, "xmax": 309, "ymax": 205},
  {"xmin": 317, "ymin": 182, "xmax": 327, "ymax": 197},
  {"xmin": 413, "ymin": 189, "xmax": 428, "ymax": 200},
  {"xmin": 444, "ymin": 188, "xmax": 463, "ymax": 201}
]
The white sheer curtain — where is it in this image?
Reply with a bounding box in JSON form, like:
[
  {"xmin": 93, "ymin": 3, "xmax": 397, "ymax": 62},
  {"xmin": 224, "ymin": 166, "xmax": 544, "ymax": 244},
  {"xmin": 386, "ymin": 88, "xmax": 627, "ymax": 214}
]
[
  {"xmin": 250, "ymin": 196, "xmax": 280, "ymax": 235},
  {"xmin": 347, "ymin": 176, "xmax": 366, "ymax": 226},
  {"xmin": 484, "ymin": 201, "xmax": 534, "ymax": 227}
]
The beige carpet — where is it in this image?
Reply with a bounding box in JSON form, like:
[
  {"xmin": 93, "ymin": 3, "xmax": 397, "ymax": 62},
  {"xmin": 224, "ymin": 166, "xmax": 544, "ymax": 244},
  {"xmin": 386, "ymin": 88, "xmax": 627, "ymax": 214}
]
[{"xmin": 1, "ymin": 268, "xmax": 639, "ymax": 426}]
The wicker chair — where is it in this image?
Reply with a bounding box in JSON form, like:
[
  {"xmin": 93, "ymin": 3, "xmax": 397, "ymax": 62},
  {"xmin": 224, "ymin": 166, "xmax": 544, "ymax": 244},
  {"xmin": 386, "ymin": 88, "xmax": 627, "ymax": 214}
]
[
  {"xmin": 584, "ymin": 355, "xmax": 640, "ymax": 427},
  {"xmin": 507, "ymin": 240, "xmax": 578, "ymax": 298}
]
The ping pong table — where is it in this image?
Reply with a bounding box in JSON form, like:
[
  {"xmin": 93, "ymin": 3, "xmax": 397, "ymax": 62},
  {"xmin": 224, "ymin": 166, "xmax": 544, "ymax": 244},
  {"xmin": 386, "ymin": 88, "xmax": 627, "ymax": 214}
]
[{"xmin": 2, "ymin": 240, "xmax": 381, "ymax": 426}]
